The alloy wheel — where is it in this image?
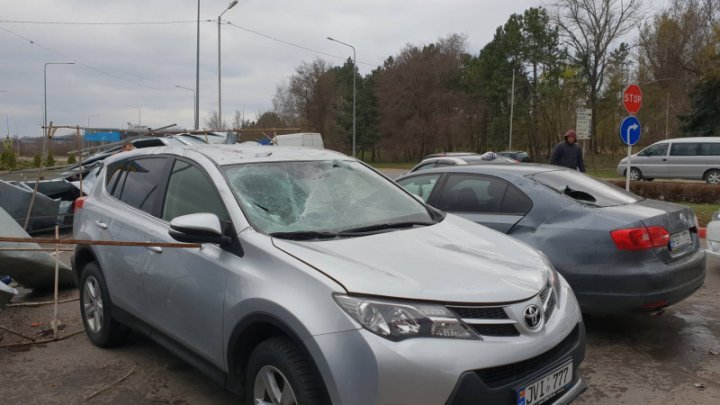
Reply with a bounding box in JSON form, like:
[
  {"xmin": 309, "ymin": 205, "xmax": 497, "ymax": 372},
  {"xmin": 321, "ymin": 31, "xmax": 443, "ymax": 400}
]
[
  {"xmin": 82, "ymin": 276, "xmax": 104, "ymax": 333},
  {"xmin": 253, "ymin": 365, "xmax": 297, "ymax": 405},
  {"xmin": 629, "ymin": 169, "xmax": 641, "ymax": 181},
  {"xmin": 707, "ymin": 171, "xmax": 720, "ymax": 184}
]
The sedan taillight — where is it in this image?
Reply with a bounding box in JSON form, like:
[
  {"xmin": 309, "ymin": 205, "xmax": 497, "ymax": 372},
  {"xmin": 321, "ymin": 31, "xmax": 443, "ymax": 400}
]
[{"xmin": 610, "ymin": 226, "xmax": 670, "ymax": 250}]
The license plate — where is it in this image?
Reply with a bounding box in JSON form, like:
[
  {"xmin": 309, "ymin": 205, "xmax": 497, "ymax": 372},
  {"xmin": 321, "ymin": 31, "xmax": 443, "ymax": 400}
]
[
  {"xmin": 669, "ymin": 230, "xmax": 691, "ymax": 250},
  {"xmin": 517, "ymin": 361, "xmax": 573, "ymax": 405}
]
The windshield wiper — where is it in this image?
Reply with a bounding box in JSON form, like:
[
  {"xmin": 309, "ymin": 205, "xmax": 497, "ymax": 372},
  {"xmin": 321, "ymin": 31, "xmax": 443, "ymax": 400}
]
[
  {"xmin": 337, "ymin": 221, "xmax": 434, "ymax": 234},
  {"xmin": 269, "ymin": 231, "xmax": 341, "ymax": 240}
]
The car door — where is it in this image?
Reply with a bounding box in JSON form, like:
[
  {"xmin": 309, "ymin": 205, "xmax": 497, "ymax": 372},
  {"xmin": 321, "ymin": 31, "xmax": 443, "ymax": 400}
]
[
  {"xmin": 141, "ymin": 158, "xmax": 232, "ymax": 366},
  {"xmin": 100, "ymin": 157, "xmax": 171, "ymax": 318},
  {"xmin": 667, "ymin": 142, "xmax": 701, "ymax": 179},
  {"xmin": 634, "ymin": 143, "xmax": 669, "ymax": 178},
  {"xmin": 434, "ymin": 173, "xmax": 532, "ymax": 233}
]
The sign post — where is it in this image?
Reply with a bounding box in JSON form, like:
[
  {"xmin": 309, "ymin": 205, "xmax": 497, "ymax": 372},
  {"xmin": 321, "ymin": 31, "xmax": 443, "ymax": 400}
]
[
  {"xmin": 620, "ymin": 116, "xmax": 641, "ymax": 191},
  {"xmin": 620, "ymin": 84, "xmax": 643, "ymax": 192}
]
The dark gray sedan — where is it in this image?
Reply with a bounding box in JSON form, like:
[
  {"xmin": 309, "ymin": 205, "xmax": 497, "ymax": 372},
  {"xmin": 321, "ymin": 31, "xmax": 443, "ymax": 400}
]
[{"xmin": 396, "ymin": 164, "xmax": 706, "ymax": 314}]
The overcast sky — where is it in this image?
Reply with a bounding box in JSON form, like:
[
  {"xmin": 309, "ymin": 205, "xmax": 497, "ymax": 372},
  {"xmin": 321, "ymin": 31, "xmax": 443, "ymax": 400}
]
[{"xmin": 1, "ymin": 0, "xmax": 665, "ymax": 138}]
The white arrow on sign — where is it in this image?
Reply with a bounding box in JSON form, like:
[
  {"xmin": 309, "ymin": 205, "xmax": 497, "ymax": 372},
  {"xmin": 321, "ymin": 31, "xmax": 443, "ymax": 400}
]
[{"xmin": 626, "ymin": 123, "xmax": 638, "ymax": 142}]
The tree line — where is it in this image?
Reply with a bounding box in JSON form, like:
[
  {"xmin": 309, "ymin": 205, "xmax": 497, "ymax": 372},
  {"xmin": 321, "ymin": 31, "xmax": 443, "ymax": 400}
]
[{"xmin": 220, "ymin": 0, "xmax": 720, "ymax": 162}]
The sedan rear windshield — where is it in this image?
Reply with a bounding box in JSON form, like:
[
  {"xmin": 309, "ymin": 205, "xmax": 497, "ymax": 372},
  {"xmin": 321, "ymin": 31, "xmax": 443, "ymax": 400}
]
[
  {"xmin": 532, "ymin": 170, "xmax": 641, "ymax": 207},
  {"xmin": 223, "ymin": 160, "xmax": 434, "ymax": 235}
]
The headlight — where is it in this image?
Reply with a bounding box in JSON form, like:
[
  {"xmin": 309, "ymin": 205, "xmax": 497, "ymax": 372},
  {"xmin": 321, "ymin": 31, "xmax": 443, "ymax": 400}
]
[
  {"xmin": 539, "ymin": 252, "xmax": 561, "ymax": 309},
  {"xmin": 333, "ymin": 295, "xmax": 479, "ymax": 341}
]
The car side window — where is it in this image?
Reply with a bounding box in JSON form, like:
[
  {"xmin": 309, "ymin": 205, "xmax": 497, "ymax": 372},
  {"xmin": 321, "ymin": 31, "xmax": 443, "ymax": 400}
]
[
  {"xmin": 500, "ymin": 185, "xmax": 532, "ymax": 214},
  {"xmin": 437, "ymin": 174, "xmax": 508, "ymax": 213},
  {"xmin": 643, "ymin": 143, "xmax": 669, "ymax": 157},
  {"xmin": 397, "ymin": 174, "xmax": 441, "ymax": 202},
  {"xmin": 699, "ymin": 143, "xmax": 720, "ymax": 156},
  {"xmin": 105, "ymin": 160, "xmax": 126, "ymax": 196},
  {"xmin": 162, "ymin": 160, "xmax": 229, "ymax": 222},
  {"xmin": 670, "ymin": 143, "xmax": 699, "ymax": 156},
  {"xmin": 118, "ymin": 157, "xmax": 169, "ymax": 215}
]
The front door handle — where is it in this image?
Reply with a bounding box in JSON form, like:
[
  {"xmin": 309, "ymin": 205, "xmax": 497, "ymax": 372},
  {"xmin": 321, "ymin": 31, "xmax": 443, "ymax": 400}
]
[
  {"xmin": 662, "ymin": 158, "xmax": 667, "ymax": 161},
  {"xmin": 145, "ymin": 244, "xmax": 163, "ymax": 254},
  {"xmin": 94, "ymin": 220, "xmax": 108, "ymax": 230}
]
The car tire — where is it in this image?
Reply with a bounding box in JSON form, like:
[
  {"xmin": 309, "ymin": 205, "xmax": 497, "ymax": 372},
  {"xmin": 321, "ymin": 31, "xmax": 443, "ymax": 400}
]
[
  {"xmin": 704, "ymin": 169, "xmax": 720, "ymax": 185},
  {"xmin": 79, "ymin": 262, "xmax": 128, "ymax": 347},
  {"xmin": 245, "ymin": 337, "xmax": 329, "ymax": 405},
  {"xmin": 628, "ymin": 167, "xmax": 642, "ymax": 181}
]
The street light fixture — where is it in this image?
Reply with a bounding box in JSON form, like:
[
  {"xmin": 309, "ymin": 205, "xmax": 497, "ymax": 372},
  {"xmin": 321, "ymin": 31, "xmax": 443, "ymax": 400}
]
[
  {"xmin": 218, "ymin": 0, "xmax": 239, "ymax": 129},
  {"xmin": 175, "ymin": 84, "xmax": 197, "ymax": 127},
  {"xmin": 327, "ymin": 36, "xmax": 356, "ymax": 157}
]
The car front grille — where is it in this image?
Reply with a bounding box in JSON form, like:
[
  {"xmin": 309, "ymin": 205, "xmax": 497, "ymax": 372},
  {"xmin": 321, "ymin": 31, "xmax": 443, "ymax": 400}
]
[
  {"xmin": 474, "ymin": 325, "xmax": 580, "ymax": 388},
  {"xmin": 447, "ymin": 306, "xmax": 509, "ymax": 320},
  {"xmin": 446, "ymin": 305, "xmax": 519, "ymax": 337}
]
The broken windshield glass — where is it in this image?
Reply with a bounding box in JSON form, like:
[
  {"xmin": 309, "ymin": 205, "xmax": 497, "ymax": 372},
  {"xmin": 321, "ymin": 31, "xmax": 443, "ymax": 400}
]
[{"xmin": 223, "ymin": 160, "xmax": 435, "ymax": 235}]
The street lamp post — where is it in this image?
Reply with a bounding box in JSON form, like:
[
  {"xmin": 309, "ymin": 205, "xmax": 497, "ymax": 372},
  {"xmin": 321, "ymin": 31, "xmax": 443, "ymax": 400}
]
[
  {"xmin": 327, "ymin": 36, "xmax": 356, "ymax": 157},
  {"xmin": 175, "ymin": 85, "xmax": 197, "ymax": 127},
  {"xmin": 218, "ymin": 0, "xmax": 238, "ymax": 129},
  {"xmin": 44, "ymin": 62, "xmax": 75, "ymax": 142},
  {"xmin": 125, "ymin": 106, "xmax": 142, "ymax": 127},
  {"xmin": 195, "ymin": 0, "xmax": 201, "ymax": 130}
]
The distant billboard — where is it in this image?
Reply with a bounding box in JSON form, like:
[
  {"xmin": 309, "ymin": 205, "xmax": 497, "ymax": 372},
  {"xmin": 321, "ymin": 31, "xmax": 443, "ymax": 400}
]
[{"xmin": 84, "ymin": 131, "xmax": 121, "ymax": 142}]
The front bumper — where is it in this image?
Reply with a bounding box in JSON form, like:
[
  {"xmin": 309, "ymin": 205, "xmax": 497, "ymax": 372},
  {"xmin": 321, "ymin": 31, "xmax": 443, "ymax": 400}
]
[
  {"xmin": 445, "ymin": 323, "xmax": 586, "ymax": 404},
  {"xmin": 307, "ymin": 282, "xmax": 585, "ymax": 405}
]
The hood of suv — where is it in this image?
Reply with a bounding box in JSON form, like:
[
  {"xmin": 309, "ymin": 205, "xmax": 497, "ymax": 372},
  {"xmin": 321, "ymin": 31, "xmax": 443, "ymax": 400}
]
[{"xmin": 272, "ymin": 215, "xmax": 547, "ymax": 303}]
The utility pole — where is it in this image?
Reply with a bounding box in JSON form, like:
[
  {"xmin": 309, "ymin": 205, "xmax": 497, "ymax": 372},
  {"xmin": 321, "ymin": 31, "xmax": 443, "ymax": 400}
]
[
  {"xmin": 509, "ymin": 68, "xmax": 515, "ymax": 151},
  {"xmin": 195, "ymin": 0, "xmax": 201, "ymax": 130},
  {"xmin": 218, "ymin": 1, "xmax": 238, "ymax": 129}
]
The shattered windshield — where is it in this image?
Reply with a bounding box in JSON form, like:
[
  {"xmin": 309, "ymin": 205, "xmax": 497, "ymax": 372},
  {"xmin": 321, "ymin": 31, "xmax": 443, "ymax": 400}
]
[
  {"xmin": 223, "ymin": 160, "xmax": 435, "ymax": 235},
  {"xmin": 532, "ymin": 170, "xmax": 641, "ymax": 207}
]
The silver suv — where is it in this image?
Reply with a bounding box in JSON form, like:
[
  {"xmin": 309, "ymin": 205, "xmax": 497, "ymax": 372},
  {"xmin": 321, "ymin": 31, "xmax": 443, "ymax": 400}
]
[{"xmin": 73, "ymin": 145, "xmax": 586, "ymax": 404}]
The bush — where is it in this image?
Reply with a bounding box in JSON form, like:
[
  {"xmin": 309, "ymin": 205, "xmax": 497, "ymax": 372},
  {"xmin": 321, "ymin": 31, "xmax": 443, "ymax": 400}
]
[
  {"xmin": 45, "ymin": 152, "xmax": 55, "ymax": 167},
  {"xmin": 67, "ymin": 154, "xmax": 77, "ymax": 164},
  {"xmin": 607, "ymin": 180, "xmax": 720, "ymax": 204},
  {"xmin": 33, "ymin": 154, "xmax": 42, "ymax": 168},
  {"xmin": 0, "ymin": 148, "xmax": 16, "ymax": 170}
]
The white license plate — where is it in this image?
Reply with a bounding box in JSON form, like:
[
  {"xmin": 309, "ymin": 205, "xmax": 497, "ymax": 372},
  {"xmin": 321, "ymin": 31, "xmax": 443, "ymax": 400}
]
[
  {"xmin": 517, "ymin": 361, "xmax": 573, "ymax": 405},
  {"xmin": 670, "ymin": 230, "xmax": 692, "ymax": 250}
]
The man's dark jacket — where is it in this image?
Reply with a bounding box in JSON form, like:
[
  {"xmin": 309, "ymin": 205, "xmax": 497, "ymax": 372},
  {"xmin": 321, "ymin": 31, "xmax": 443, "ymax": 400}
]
[{"xmin": 550, "ymin": 141, "xmax": 585, "ymax": 172}]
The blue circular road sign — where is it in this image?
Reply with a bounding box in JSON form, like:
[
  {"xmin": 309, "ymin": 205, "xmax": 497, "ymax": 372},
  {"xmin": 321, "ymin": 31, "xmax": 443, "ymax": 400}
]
[{"xmin": 619, "ymin": 116, "xmax": 641, "ymax": 146}]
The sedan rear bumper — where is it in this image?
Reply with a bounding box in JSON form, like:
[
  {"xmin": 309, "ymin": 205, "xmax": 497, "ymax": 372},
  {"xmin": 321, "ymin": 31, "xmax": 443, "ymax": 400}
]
[{"xmin": 572, "ymin": 249, "xmax": 706, "ymax": 314}]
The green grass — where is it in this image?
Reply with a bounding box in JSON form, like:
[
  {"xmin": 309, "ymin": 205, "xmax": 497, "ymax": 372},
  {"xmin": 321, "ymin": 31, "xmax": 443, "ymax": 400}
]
[
  {"xmin": 369, "ymin": 162, "xmax": 415, "ymax": 170},
  {"xmin": 686, "ymin": 203, "xmax": 719, "ymax": 227}
]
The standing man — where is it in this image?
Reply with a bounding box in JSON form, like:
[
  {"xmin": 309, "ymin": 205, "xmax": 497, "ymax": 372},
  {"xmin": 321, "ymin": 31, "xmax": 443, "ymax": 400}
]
[{"xmin": 550, "ymin": 130, "xmax": 585, "ymax": 172}]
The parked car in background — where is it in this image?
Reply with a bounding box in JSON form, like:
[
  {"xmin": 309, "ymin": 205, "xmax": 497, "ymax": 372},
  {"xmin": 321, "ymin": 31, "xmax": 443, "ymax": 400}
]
[
  {"xmin": 73, "ymin": 145, "xmax": 586, "ymax": 404},
  {"xmin": 617, "ymin": 137, "xmax": 720, "ymax": 184},
  {"xmin": 409, "ymin": 153, "xmax": 517, "ymax": 173},
  {"xmin": 707, "ymin": 210, "xmax": 720, "ymax": 259},
  {"xmin": 397, "ymin": 164, "xmax": 707, "ymax": 314},
  {"xmin": 498, "ymin": 151, "xmax": 531, "ymax": 163}
]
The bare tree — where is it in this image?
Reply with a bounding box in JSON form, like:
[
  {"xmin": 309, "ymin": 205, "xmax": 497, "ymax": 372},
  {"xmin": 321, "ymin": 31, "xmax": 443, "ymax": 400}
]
[
  {"xmin": 550, "ymin": 0, "xmax": 644, "ymax": 152},
  {"xmin": 205, "ymin": 111, "xmax": 226, "ymax": 130}
]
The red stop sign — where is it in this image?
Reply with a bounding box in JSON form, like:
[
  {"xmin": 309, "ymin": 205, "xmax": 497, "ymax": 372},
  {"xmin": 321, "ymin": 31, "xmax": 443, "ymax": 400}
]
[{"xmin": 623, "ymin": 84, "xmax": 643, "ymax": 114}]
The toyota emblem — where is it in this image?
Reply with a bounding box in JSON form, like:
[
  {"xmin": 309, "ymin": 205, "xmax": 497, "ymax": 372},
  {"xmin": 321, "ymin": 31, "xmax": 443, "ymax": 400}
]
[{"xmin": 524, "ymin": 305, "xmax": 542, "ymax": 329}]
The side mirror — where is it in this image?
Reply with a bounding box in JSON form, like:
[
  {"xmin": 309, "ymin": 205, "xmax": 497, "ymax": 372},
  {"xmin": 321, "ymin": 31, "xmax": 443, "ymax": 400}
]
[{"xmin": 169, "ymin": 213, "xmax": 232, "ymax": 245}]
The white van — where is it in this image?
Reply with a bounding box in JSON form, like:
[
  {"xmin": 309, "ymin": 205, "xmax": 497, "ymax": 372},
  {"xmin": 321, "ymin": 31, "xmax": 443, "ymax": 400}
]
[
  {"xmin": 617, "ymin": 137, "xmax": 720, "ymax": 184},
  {"xmin": 274, "ymin": 133, "xmax": 324, "ymax": 149}
]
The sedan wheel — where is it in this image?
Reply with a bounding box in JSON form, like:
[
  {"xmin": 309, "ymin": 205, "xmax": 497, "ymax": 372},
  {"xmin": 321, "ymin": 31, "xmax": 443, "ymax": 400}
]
[
  {"xmin": 254, "ymin": 365, "xmax": 297, "ymax": 405},
  {"xmin": 705, "ymin": 170, "xmax": 720, "ymax": 185}
]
